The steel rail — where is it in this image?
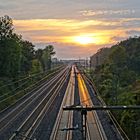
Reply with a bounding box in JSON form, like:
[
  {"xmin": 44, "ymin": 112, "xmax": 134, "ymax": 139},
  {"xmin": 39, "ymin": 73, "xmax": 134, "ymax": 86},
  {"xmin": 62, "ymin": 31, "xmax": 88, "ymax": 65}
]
[
  {"xmin": 0, "ymin": 65, "xmax": 64, "ymax": 90},
  {"xmin": 8, "ymin": 67, "xmax": 69, "ymax": 140},
  {"xmin": 82, "ymin": 74, "xmax": 131, "ymax": 140},
  {"xmin": 0, "ymin": 81, "xmax": 29, "ymax": 101},
  {"xmin": 50, "ymin": 66, "xmax": 75, "ymax": 140},
  {"xmin": 76, "ymin": 68, "xmax": 106, "ymax": 140},
  {"xmin": 0, "ymin": 67, "xmax": 68, "ymax": 134},
  {"xmin": 0, "ymin": 66, "xmax": 65, "ymax": 105},
  {"xmin": 22, "ymin": 69, "xmax": 70, "ymax": 140}
]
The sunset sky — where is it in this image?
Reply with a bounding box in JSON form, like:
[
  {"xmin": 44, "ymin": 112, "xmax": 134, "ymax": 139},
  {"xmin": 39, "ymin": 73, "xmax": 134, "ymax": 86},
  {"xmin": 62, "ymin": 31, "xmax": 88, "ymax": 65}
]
[{"xmin": 0, "ymin": 0, "xmax": 140, "ymax": 59}]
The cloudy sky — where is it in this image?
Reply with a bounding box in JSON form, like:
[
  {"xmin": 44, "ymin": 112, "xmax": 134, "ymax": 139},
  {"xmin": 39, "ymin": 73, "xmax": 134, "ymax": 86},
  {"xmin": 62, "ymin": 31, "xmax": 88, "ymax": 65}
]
[{"xmin": 0, "ymin": 0, "xmax": 140, "ymax": 59}]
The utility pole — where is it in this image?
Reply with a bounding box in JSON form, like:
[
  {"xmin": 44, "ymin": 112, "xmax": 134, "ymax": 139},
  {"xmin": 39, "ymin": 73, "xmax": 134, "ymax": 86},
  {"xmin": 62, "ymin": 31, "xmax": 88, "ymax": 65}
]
[{"xmin": 81, "ymin": 108, "xmax": 87, "ymax": 140}]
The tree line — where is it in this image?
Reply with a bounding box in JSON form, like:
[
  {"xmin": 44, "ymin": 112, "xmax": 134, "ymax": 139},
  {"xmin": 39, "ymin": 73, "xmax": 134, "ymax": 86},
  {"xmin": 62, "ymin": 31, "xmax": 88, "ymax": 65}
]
[
  {"xmin": 90, "ymin": 37, "xmax": 140, "ymax": 139},
  {"xmin": 0, "ymin": 15, "xmax": 55, "ymax": 78}
]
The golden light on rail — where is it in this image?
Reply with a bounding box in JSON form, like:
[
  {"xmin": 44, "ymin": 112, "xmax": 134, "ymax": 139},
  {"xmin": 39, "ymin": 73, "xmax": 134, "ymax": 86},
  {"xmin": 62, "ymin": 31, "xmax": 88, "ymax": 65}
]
[{"xmin": 78, "ymin": 74, "xmax": 90, "ymax": 106}]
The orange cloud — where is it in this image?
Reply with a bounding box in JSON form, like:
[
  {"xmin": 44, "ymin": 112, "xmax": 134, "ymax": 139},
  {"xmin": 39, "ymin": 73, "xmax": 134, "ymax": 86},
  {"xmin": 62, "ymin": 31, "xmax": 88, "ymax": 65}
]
[{"xmin": 13, "ymin": 18, "xmax": 140, "ymax": 47}]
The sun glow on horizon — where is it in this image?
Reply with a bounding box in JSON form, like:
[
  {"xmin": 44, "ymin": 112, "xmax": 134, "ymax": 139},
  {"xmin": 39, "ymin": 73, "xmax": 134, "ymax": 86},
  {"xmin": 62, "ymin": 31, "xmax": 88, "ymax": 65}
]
[
  {"xmin": 73, "ymin": 36, "xmax": 93, "ymax": 45},
  {"xmin": 14, "ymin": 19, "xmax": 129, "ymax": 47},
  {"xmin": 72, "ymin": 35, "xmax": 105, "ymax": 45}
]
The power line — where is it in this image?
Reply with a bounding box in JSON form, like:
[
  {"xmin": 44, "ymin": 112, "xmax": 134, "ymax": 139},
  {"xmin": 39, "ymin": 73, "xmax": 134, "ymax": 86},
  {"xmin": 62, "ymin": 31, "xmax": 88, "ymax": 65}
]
[
  {"xmin": 0, "ymin": 66, "xmax": 63, "ymax": 90},
  {"xmin": 63, "ymin": 105, "xmax": 140, "ymax": 140}
]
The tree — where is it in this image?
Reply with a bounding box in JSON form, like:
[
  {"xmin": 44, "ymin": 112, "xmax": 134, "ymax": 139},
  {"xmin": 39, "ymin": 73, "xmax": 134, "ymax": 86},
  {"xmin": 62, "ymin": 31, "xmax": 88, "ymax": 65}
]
[
  {"xmin": 0, "ymin": 39, "xmax": 21, "ymax": 77},
  {"xmin": 0, "ymin": 15, "xmax": 13, "ymax": 39},
  {"xmin": 0, "ymin": 15, "xmax": 56, "ymax": 77},
  {"xmin": 20, "ymin": 40, "xmax": 35, "ymax": 74},
  {"xmin": 0, "ymin": 15, "xmax": 21, "ymax": 77},
  {"xmin": 92, "ymin": 37, "xmax": 140, "ymax": 139},
  {"xmin": 35, "ymin": 49, "xmax": 43, "ymax": 61},
  {"xmin": 41, "ymin": 45, "xmax": 55, "ymax": 71},
  {"xmin": 35, "ymin": 49, "xmax": 44, "ymax": 70},
  {"xmin": 30, "ymin": 59, "xmax": 43, "ymax": 74},
  {"xmin": 109, "ymin": 46, "xmax": 127, "ymax": 67}
]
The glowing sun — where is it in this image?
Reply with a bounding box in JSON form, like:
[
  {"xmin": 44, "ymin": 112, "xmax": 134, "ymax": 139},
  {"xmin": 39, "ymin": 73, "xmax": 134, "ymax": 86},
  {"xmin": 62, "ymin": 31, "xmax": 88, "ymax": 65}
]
[{"xmin": 73, "ymin": 35, "xmax": 94, "ymax": 45}]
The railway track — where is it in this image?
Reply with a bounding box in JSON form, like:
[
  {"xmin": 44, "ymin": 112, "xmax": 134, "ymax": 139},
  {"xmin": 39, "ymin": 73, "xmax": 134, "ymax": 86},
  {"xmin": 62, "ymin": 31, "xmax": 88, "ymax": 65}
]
[
  {"xmin": 0, "ymin": 66, "xmax": 70, "ymax": 140},
  {"xmin": 50, "ymin": 65, "xmax": 75, "ymax": 140},
  {"xmin": 73, "ymin": 66, "xmax": 123, "ymax": 140},
  {"xmin": 0, "ymin": 65, "xmax": 124, "ymax": 140},
  {"xmin": 50, "ymin": 65, "xmax": 107, "ymax": 140},
  {"xmin": 75, "ymin": 67, "xmax": 106, "ymax": 140},
  {"xmin": 82, "ymin": 74, "xmax": 124, "ymax": 140},
  {"xmin": 0, "ymin": 66, "xmax": 65, "ymax": 114}
]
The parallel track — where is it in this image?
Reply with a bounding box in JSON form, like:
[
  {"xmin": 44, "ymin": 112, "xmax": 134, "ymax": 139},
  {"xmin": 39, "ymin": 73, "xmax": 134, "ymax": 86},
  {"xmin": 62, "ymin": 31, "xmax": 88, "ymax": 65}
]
[
  {"xmin": 82, "ymin": 74, "xmax": 124, "ymax": 140},
  {"xmin": 50, "ymin": 66, "xmax": 75, "ymax": 140},
  {"xmin": 75, "ymin": 67, "xmax": 106, "ymax": 140},
  {"xmin": 0, "ymin": 66, "xmax": 64, "ymax": 115},
  {"xmin": 0, "ymin": 65, "xmax": 124, "ymax": 140},
  {"xmin": 10, "ymin": 68, "xmax": 69, "ymax": 140},
  {"xmin": 0, "ymin": 66, "xmax": 70, "ymax": 140}
]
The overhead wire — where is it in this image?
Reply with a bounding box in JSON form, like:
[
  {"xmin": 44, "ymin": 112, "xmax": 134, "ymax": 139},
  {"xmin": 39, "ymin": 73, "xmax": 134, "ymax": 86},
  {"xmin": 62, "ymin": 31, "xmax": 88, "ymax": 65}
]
[
  {"xmin": 0, "ymin": 67, "xmax": 63, "ymax": 106},
  {"xmin": 0, "ymin": 65, "xmax": 63, "ymax": 90}
]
